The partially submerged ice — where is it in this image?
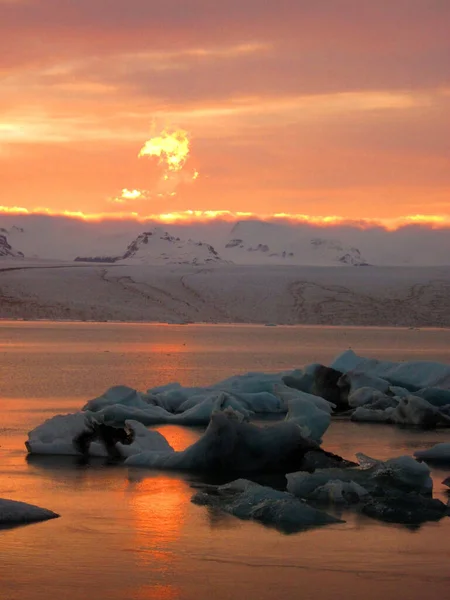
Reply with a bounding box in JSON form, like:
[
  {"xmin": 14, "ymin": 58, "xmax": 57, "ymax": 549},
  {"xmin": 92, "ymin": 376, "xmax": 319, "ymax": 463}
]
[
  {"xmin": 415, "ymin": 443, "xmax": 450, "ymax": 463},
  {"xmin": 26, "ymin": 414, "xmax": 173, "ymax": 457},
  {"xmin": 0, "ymin": 498, "xmax": 59, "ymax": 526},
  {"xmin": 285, "ymin": 452, "xmax": 450, "ymax": 525},
  {"xmin": 287, "ymin": 453, "xmax": 433, "ymax": 499},
  {"xmin": 125, "ymin": 406, "xmax": 345, "ymax": 473},
  {"xmin": 191, "ymin": 479, "xmax": 343, "ymax": 534}
]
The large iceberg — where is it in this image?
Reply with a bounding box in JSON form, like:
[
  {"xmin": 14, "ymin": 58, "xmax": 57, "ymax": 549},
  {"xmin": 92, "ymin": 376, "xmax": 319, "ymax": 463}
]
[
  {"xmin": 191, "ymin": 479, "xmax": 343, "ymax": 533},
  {"xmin": 125, "ymin": 406, "xmax": 344, "ymax": 473},
  {"xmin": 0, "ymin": 498, "xmax": 59, "ymax": 525}
]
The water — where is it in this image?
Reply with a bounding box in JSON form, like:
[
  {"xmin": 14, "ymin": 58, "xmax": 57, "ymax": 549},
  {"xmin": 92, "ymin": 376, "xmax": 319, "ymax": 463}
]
[{"xmin": 1, "ymin": 322, "xmax": 450, "ymax": 600}]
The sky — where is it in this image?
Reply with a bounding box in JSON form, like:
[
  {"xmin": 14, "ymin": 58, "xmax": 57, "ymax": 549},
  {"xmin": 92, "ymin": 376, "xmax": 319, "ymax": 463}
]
[{"xmin": 1, "ymin": 0, "xmax": 450, "ymax": 226}]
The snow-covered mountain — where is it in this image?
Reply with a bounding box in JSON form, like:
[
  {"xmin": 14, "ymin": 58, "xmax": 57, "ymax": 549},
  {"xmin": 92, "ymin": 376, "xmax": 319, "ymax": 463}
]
[
  {"xmin": 2, "ymin": 214, "xmax": 450, "ymax": 267},
  {"xmin": 75, "ymin": 228, "xmax": 226, "ymax": 265},
  {"xmin": 0, "ymin": 229, "xmax": 24, "ymax": 259},
  {"xmin": 219, "ymin": 221, "xmax": 370, "ymax": 266}
]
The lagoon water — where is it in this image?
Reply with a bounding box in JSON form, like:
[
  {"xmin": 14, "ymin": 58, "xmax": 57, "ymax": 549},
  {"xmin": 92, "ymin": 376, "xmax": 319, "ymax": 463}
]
[{"xmin": 1, "ymin": 322, "xmax": 450, "ymax": 600}]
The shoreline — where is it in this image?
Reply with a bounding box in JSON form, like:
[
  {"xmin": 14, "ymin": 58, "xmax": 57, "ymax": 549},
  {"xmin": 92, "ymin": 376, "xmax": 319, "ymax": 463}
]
[{"xmin": 0, "ymin": 318, "xmax": 449, "ymax": 331}]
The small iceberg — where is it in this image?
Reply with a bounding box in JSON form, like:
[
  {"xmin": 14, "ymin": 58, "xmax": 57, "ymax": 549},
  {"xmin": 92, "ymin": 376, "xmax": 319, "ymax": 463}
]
[
  {"xmin": 414, "ymin": 443, "xmax": 450, "ymax": 463},
  {"xmin": 0, "ymin": 498, "xmax": 59, "ymax": 526},
  {"xmin": 191, "ymin": 479, "xmax": 343, "ymax": 533}
]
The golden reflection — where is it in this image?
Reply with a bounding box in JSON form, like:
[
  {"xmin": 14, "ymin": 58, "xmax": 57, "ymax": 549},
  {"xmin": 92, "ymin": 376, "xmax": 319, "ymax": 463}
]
[
  {"xmin": 134, "ymin": 583, "xmax": 179, "ymax": 600},
  {"xmin": 152, "ymin": 425, "xmax": 200, "ymax": 452},
  {"xmin": 127, "ymin": 474, "xmax": 190, "ymax": 599}
]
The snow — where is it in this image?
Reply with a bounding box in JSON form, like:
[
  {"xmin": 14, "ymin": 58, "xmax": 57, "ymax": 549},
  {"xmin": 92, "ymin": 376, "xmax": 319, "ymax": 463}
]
[
  {"xmin": 191, "ymin": 479, "xmax": 343, "ymax": 533},
  {"xmin": 0, "ymin": 498, "xmax": 59, "ymax": 525},
  {"xmin": 3, "ymin": 261, "xmax": 450, "ymax": 326},
  {"xmin": 414, "ymin": 443, "xmax": 450, "ymax": 462}
]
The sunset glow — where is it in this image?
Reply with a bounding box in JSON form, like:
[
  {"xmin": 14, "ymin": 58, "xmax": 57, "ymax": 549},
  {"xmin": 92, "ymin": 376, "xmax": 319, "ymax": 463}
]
[
  {"xmin": 139, "ymin": 130, "xmax": 191, "ymax": 173},
  {"xmin": 0, "ymin": 1, "xmax": 449, "ymax": 222},
  {"xmin": 1, "ymin": 205, "xmax": 449, "ymax": 231}
]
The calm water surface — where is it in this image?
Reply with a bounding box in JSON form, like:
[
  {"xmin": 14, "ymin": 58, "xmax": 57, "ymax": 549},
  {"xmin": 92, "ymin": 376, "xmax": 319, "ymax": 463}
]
[{"xmin": 1, "ymin": 322, "xmax": 450, "ymax": 600}]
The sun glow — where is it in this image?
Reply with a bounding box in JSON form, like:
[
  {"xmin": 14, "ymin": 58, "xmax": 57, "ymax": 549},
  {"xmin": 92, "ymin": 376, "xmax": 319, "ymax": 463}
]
[
  {"xmin": 138, "ymin": 129, "xmax": 191, "ymax": 173},
  {"xmin": 1, "ymin": 206, "xmax": 450, "ymax": 230}
]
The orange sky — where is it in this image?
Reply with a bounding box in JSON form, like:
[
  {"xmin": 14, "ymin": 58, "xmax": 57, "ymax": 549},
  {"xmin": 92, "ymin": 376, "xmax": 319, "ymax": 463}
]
[{"xmin": 1, "ymin": 0, "xmax": 449, "ymax": 224}]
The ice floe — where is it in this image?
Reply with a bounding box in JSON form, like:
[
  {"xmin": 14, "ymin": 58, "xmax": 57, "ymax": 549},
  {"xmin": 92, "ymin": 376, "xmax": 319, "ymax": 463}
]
[
  {"xmin": 26, "ymin": 415, "xmax": 172, "ymax": 457},
  {"xmin": 414, "ymin": 443, "xmax": 450, "ymax": 463},
  {"xmin": 191, "ymin": 479, "xmax": 343, "ymax": 533},
  {"xmin": 125, "ymin": 406, "xmax": 345, "ymax": 473},
  {"xmin": 0, "ymin": 498, "xmax": 59, "ymax": 526}
]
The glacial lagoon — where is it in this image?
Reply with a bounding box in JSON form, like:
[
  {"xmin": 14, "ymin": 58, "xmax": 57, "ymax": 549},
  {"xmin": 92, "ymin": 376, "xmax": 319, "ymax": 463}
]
[{"xmin": 1, "ymin": 321, "xmax": 450, "ymax": 600}]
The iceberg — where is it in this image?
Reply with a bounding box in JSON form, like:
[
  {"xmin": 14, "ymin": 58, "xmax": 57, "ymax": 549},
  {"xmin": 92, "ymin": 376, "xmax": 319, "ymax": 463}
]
[
  {"xmin": 0, "ymin": 498, "xmax": 59, "ymax": 525},
  {"xmin": 351, "ymin": 395, "xmax": 450, "ymax": 427},
  {"xmin": 361, "ymin": 494, "xmax": 449, "ymax": 525},
  {"xmin": 191, "ymin": 479, "xmax": 343, "ymax": 533},
  {"xmin": 287, "ymin": 453, "xmax": 433, "ymax": 499},
  {"xmin": 26, "ymin": 415, "xmax": 173, "ymax": 456},
  {"xmin": 125, "ymin": 406, "xmax": 347, "ymax": 474},
  {"xmin": 331, "ymin": 349, "xmax": 450, "ymax": 391},
  {"xmin": 414, "ymin": 443, "xmax": 450, "ymax": 463}
]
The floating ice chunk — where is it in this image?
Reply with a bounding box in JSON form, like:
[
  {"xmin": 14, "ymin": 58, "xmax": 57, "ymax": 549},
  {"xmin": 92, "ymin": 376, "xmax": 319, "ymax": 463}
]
[
  {"xmin": 26, "ymin": 414, "xmax": 172, "ymax": 457},
  {"xmin": 307, "ymin": 480, "xmax": 370, "ymax": 504},
  {"xmin": 191, "ymin": 479, "xmax": 343, "ymax": 533},
  {"xmin": 389, "ymin": 386, "xmax": 411, "ymax": 399},
  {"xmin": 287, "ymin": 470, "xmax": 358, "ymax": 499},
  {"xmin": 415, "ymin": 388, "xmax": 450, "ymax": 408},
  {"xmin": 282, "ymin": 364, "xmax": 321, "ymax": 395},
  {"xmin": 284, "ymin": 394, "xmax": 331, "ymax": 443},
  {"xmin": 88, "ymin": 392, "xmax": 252, "ymax": 427},
  {"xmin": 149, "ymin": 386, "xmax": 207, "ymax": 412},
  {"xmin": 178, "ymin": 391, "xmax": 279, "ymax": 415},
  {"xmin": 356, "ymin": 453, "xmax": 433, "ymax": 495},
  {"xmin": 0, "ymin": 498, "xmax": 59, "ymax": 525},
  {"xmin": 126, "ymin": 407, "xmax": 322, "ymax": 473},
  {"xmin": 362, "ymin": 494, "xmax": 449, "ymax": 525},
  {"xmin": 288, "ymin": 453, "xmax": 433, "ymax": 498},
  {"xmin": 211, "ymin": 372, "xmax": 287, "ymax": 394},
  {"xmin": 348, "ymin": 387, "xmax": 393, "ymax": 408},
  {"xmin": 83, "ymin": 386, "xmax": 151, "ymax": 412},
  {"xmin": 390, "ymin": 396, "xmax": 450, "ymax": 427},
  {"xmin": 331, "ymin": 350, "xmax": 450, "ymax": 391},
  {"xmin": 273, "ymin": 384, "xmax": 334, "ymax": 414},
  {"xmin": 341, "ymin": 372, "xmax": 391, "ymax": 395},
  {"xmin": 351, "ymin": 395, "xmax": 450, "ymax": 428},
  {"xmin": 414, "ymin": 443, "xmax": 450, "ymax": 463},
  {"xmin": 351, "ymin": 407, "xmax": 394, "ymax": 423}
]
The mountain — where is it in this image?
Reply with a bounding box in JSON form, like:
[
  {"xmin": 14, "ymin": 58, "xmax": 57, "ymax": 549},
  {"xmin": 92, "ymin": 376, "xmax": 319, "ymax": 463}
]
[
  {"xmin": 0, "ymin": 229, "xmax": 24, "ymax": 259},
  {"xmin": 219, "ymin": 221, "xmax": 370, "ymax": 266},
  {"xmin": 75, "ymin": 228, "xmax": 226, "ymax": 265},
  {"xmin": 2, "ymin": 214, "xmax": 450, "ymax": 267}
]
